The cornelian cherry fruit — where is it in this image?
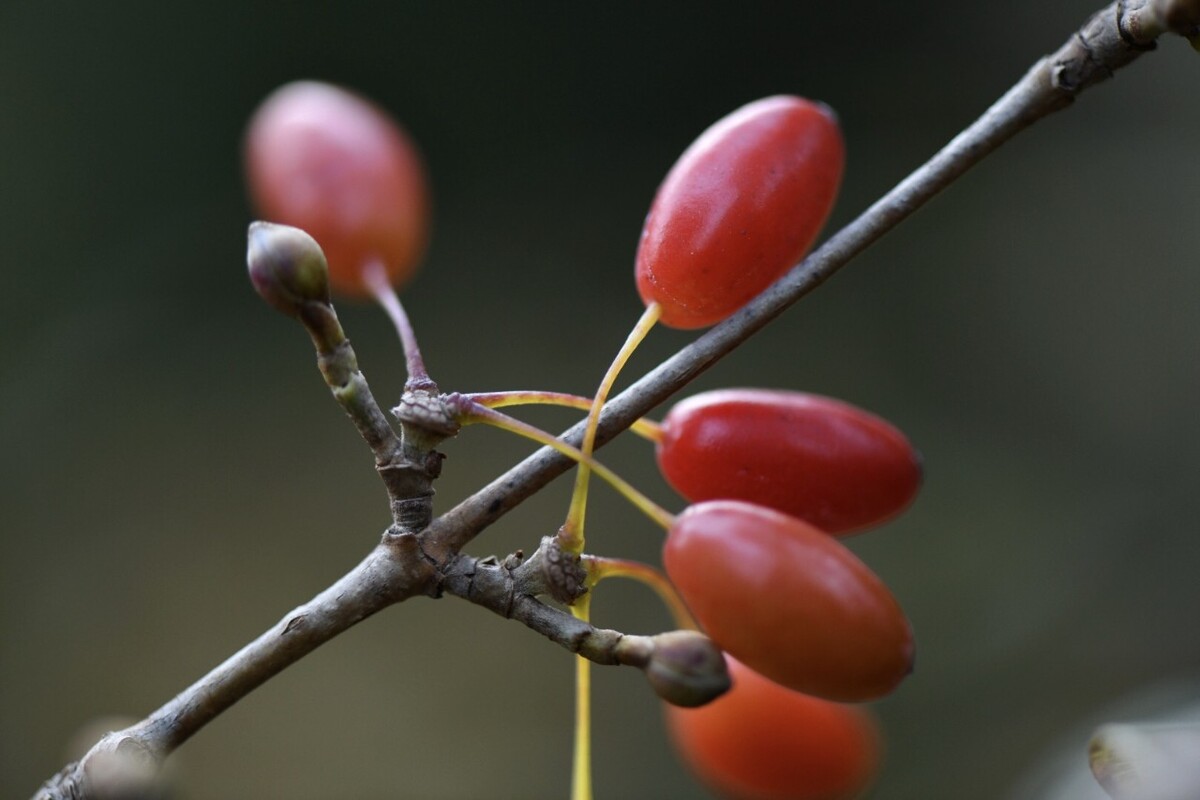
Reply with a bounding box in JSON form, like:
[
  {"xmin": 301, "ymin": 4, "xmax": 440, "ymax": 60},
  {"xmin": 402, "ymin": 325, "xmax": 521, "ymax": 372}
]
[
  {"xmin": 664, "ymin": 500, "xmax": 913, "ymax": 702},
  {"xmin": 244, "ymin": 81, "xmax": 429, "ymax": 298},
  {"xmin": 657, "ymin": 389, "xmax": 921, "ymax": 535},
  {"xmin": 635, "ymin": 95, "xmax": 844, "ymax": 329},
  {"xmin": 666, "ymin": 657, "xmax": 880, "ymax": 800}
]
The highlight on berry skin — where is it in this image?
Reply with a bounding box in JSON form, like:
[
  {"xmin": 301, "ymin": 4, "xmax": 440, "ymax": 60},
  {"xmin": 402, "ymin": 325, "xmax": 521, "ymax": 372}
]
[
  {"xmin": 665, "ymin": 656, "xmax": 881, "ymax": 800},
  {"xmin": 244, "ymin": 80, "xmax": 430, "ymax": 298},
  {"xmin": 655, "ymin": 389, "xmax": 922, "ymax": 535},
  {"xmin": 663, "ymin": 500, "xmax": 914, "ymax": 703},
  {"xmin": 635, "ymin": 95, "xmax": 844, "ymax": 329}
]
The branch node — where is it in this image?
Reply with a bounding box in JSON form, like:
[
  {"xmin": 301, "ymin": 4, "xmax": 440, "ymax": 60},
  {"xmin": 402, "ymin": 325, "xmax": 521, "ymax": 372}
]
[
  {"xmin": 392, "ymin": 388, "xmax": 461, "ymax": 441},
  {"xmin": 538, "ymin": 534, "xmax": 589, "ymax": 605},
  {"xmin": 1117, "ymin": 0, "xmax": 1163, "ymax": 48}
]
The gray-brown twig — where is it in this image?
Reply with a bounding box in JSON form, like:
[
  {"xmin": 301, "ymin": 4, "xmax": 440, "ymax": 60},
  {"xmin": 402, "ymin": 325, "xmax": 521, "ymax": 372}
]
[{"xmin": 33, "ymin": 2, "xmax": 1199, "ymax": 797}]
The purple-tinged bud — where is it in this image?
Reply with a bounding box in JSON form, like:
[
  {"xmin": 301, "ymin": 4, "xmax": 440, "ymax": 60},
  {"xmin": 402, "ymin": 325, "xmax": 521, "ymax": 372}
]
[
  {"xmin": 644, "ymin": 631, "xmax": 731, "ymax": 708},
  {"xmin": 246, "ymin": 221, "xmax": 331, "ymax": 316}
]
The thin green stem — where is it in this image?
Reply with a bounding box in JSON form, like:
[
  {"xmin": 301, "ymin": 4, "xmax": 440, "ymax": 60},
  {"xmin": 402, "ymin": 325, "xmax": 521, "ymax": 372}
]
[
  {"xmin": 561, "ymin": 303, "xmax": 662, "ymax": 553},
  {"xmin": 451, "ymin": 398, "xmax": 676, "ymax": 530},
  {"xmin": 584, "ymin": 556, "xmax": 696, "ymax": 631},
  {"xmin": 634, "ymin": 416, "xmax": 663, "ymax": 443},
  {"xmin": 562, "ymin": 306, "xmax": 658, "ymax": 800},
  {"xmin": 465, "ymin": 390, "xmax": 662, "ymax": 442},
  {"xmin": 569, "ymin": 594, "xmax": 593, "ymax": 800}
]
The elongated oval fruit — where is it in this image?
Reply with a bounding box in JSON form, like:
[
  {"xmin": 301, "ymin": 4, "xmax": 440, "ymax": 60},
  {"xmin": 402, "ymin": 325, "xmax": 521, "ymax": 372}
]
[
  {"xmin": 657, "ymin": 389, "xmax": 921, "ymax": 535},
  {"xmin": 664, "ymin": 500, "xmax": 913, "ymax": 702},
  {"xmin": 666, "ymin": 657, "xmax": 880, "ymax": 800},
  {"xmin": 245, "ymin": 81, "xmax": 429, "ymax": 297},
  {"xmin": 636, "ymin": 95, "xmax": 844, "ymax": 329}
]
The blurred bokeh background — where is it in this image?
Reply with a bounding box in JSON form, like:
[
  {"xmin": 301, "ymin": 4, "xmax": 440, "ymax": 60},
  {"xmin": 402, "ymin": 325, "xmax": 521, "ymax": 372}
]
[{"xmin": 2, "ymin": 2, "xmax": 1198, "ymax": 798}]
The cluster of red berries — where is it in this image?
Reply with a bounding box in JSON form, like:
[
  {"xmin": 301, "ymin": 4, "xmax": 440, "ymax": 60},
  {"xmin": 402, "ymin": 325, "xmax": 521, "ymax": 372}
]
[
  {"xmin": 637, "ymin": 97, "xmax": 917, "ymax": 800},
  {"xmin": 245, "ymin": 82, "xmax": 920, "ymax": 800}
]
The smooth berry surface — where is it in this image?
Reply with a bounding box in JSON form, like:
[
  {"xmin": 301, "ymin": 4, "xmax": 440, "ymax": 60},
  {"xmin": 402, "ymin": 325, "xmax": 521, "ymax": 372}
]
[
  {"xmin": 245, "ymin": 81, "xmax": 429, "ymax": 297},
  {"xmin": 664, "ymin": 500, "xmax": 913, "ymax": 702},
  {"xmin": 666, "ymin": 657, "xmax": 880, "ymax": 800},
  {"xmin": 657, "ymin": 389, "xmax": 921, "ymax": 535},
  {"xmin": 636, "ymin": 95, "xmax": 843, "ymax": 328}
]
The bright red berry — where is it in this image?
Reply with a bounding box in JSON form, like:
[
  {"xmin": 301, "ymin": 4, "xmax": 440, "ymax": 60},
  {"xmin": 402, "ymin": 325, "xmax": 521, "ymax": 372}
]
[
  {"xmin": 657, "ymin": 389, "xmax": 921, "ymax": 535},
  {"xmin": 663, "ymin": 500, "xmax": 913, "ymax": 702},
  {"xmin": 635, "ymin": 95, "xmax": 844, "ymax": 329},
  {"xmin": 244, "ymin": 81, "xmax": 429, "ymax": 298},
  {"xmin": 666, "ymin": 657, "xmax": 880, "ymax": 800}
]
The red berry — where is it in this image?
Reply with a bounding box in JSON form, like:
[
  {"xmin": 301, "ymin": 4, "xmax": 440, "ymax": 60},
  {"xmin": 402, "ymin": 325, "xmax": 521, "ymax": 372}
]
[
  {"xmin": 244, "ymin": 81, "xmax": 429, "ymax": 298},
  {"xmin": 657, "ymin": 389, "xmax": 921, "ymax": 535},
  {"xmin": 663, "ymin": 500, "xmax": 913, "ymax": 702},
  {"xmin": 666, "ymin": 657, "xmax": 880, "ymax": 800},
  {"xmin": 636, "ymin": 96, "xmax": 844, "ymax": 329}
]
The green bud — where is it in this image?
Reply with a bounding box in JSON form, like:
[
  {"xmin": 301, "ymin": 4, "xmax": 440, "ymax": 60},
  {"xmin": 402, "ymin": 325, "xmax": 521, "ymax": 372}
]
[
  {"xmin": 246, "ymin": 221, "xmax": 331, "ymax": 316},
  {"xmin": 643, "ymin": 631, "xmax": 730, "ymax": 708}
]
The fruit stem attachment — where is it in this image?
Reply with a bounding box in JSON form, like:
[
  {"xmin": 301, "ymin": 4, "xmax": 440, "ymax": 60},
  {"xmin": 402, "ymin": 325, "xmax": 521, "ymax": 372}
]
[
  {"xmin": 447, "ymin": 396, "xmax": 676, "ymax": 530},
  {"xmin": 560, "ymin": 303, "xmax": 662, "ymax": 554},
  {"xmin": 362, "ymin": 258, "xmax": 437, "ymax": 392},
  {"xmin": 465, "ymin": 390, "xmax": 662, "ymax": 441},
  {"xmin": 584, "ymin": 556, "xmax": 696, "ymax": 630},
  {"xmin": 245, "ymin": 225, "xmax": 401, "ymax": 457}
]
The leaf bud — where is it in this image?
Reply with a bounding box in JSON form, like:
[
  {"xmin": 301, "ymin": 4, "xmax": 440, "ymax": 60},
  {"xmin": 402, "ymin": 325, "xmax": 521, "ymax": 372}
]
[
  {"xmin": 643, "ymin": 631, "xmax": 731, "ymax": 708},
  {"xmin": 246, "ymin": 221, "xmax": 331, "ymax": 316}
]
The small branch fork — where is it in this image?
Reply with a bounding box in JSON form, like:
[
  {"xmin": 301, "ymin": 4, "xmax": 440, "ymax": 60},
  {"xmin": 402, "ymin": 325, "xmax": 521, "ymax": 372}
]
[{"xmin": 34, "ymin": 3, "xmax": 1199, "ymax": 798}]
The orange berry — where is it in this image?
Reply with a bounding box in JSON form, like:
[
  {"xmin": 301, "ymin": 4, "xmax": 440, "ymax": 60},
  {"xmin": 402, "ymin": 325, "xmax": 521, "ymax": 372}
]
[{"xmin": 666, "ymin": 657, "xmax": 881, "ymax": 800}]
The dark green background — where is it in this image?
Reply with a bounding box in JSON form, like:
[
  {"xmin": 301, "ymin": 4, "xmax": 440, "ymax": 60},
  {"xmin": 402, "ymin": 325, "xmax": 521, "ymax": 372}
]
[{"xmin": 2, "ymin": 2, "xmax": 1198, "ymax": 798}]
